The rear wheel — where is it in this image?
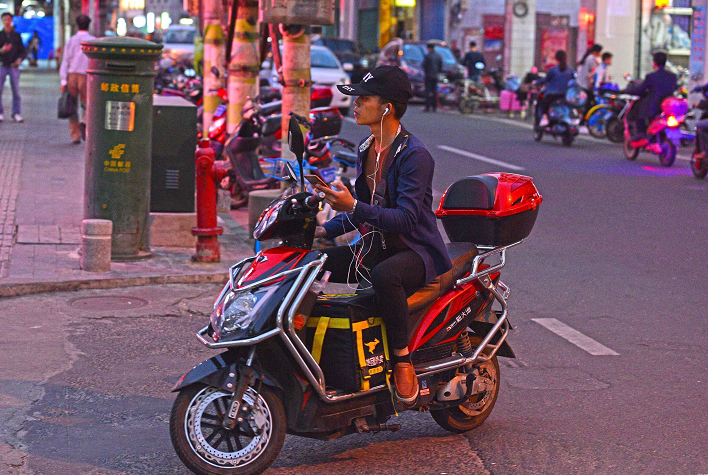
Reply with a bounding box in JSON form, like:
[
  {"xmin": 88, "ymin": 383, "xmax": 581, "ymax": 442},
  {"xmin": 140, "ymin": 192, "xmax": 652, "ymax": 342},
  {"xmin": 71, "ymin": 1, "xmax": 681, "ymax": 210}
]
[
  {"xmin": 658, "ymin": 139, "xmax": 677, "ymax": 167},
  {"xmin": 623, "ymin": 137, "xmax": 639, "ymax": 160},
  {"xmin": 691, "ymin": 154, "xmax": 708, "ymax": 179},
  {"xmin": 430, "ymin": 337, "xmax": 500, "ymax": 433},
  {"xmin": 170, "ymin": 384, "xmax": 286, "ymax": 475},
  {"xmin": 606, "ymin": 117, "xmax": 625, "ymax": 143}
]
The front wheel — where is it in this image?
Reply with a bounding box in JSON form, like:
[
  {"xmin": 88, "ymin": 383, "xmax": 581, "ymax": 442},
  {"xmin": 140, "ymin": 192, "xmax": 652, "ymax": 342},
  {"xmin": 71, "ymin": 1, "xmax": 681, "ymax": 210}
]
[
  {"xmin": 532, "ymin": 126, "xmax": 543, "ymax": 141},
  {"xmin": 459, "ymin": 97, "xmax": 475, "ymax": 115},
  {"xmin": 562, "ymin": 130, "xmax": 575, "ymax": 147},
  {"xmin": 623, "ymin": 137, "xmax": 639, "ymax": 161},
  {"xmin": 586, "ymin": 108, "xmax": 607, "ymax": 139},
  {"xmin": 658, "ymin": 139, "xmax": 677, "ymax": 167},
  {"xmin": 170, "ymin": 384, "xmax": 286, "ymax": 475},
  {"xmin": 430, "ymin": 337, "xmax": 500, "ymax": 433}
]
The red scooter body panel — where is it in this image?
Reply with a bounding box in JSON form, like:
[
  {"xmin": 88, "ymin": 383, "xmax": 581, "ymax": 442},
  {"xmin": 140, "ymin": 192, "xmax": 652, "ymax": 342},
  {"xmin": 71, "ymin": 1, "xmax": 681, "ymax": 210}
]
[{"xmin": 237, "ymin": 247, "xmax": 309, "ymax": 287}]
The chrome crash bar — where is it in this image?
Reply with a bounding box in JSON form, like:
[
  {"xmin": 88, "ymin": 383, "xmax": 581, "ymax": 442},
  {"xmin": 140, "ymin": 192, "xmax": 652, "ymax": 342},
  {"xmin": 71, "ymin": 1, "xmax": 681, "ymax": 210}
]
[{"xmin": 197, "ymin": 241, "xmax": 521, "ymax": 403}]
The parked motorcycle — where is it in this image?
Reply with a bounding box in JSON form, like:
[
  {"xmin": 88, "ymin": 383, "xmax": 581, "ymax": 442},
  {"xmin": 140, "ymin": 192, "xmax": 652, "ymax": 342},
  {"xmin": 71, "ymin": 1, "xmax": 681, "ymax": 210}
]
[
  {"xmin": 169, "ymin": 115, "xmax": 543, "ymax": 475},
  {"xmin": 622, "ymin": 96, "xmax": 688, "ymax": 167}
]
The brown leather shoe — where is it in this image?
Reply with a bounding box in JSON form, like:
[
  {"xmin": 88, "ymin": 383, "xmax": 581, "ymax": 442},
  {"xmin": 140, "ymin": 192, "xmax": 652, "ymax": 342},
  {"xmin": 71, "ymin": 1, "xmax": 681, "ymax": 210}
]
[{"xmin": 393, "ymin": 362, "xmax": 419, "ymax": 404}]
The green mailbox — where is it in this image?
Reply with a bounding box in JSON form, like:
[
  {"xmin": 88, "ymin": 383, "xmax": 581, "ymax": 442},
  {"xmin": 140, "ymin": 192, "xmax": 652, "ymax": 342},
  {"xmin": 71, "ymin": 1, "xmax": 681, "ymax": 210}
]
[{"xmin": 82, "ymin": 37, "xmax": 162, "ymax": 261}]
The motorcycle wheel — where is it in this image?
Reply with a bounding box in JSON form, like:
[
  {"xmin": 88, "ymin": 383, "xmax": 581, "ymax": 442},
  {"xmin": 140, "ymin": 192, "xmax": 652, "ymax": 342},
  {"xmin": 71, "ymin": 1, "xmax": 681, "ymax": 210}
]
[
  {"xmin": 586, "ymin": 109, "xmax": 607, "ymax": 139},
  {"xmin": 532, "ymin": 127, "xmax": 543, "ymax": 142},
  {"xmin": 691, "ymin": 155, "xmax": 708, "ymax": 179},
  {"xmin": 658, "ymin": 139, "xmax": 677, "ymax": 167},
  {"xmin": 606, "ymin": 118, "xmax": 625, "ymax": 143},
  {"xmin": 170, "ymin": 384, "xmax": 286, "ymax": 475},
  {"xmin": 458, "ymin": 98, "xmax": 475, "ymax": 115},
  {"xmin": 562, "ymin": 130, "xmax": 575, "ymax": 147},
  {"xmin": 430, "ymin": 336, "xmax": 500, "ymax": 433},
  {"xmin": 623, "ymin": 137, "xmax": 639, "ymax": 161}
]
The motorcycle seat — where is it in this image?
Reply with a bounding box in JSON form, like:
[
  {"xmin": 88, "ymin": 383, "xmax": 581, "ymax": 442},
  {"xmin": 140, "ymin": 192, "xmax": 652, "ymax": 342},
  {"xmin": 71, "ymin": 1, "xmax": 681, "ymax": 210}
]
[
  {"xmin": 407, "ymin": 244, "xmax": 478, "ymax": 314},
  {"xmin": 334, "ymin": 151, "xmax": 357, "ymax": 166}
]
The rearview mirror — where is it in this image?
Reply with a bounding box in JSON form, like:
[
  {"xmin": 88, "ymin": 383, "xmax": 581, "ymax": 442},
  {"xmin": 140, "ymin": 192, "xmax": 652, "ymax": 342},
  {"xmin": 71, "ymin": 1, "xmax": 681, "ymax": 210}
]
[
  {"xmin": 284, "ymin": 161, "xmax": 298, "ymax": 182},
  {"xmin": 288, "ymin": 115, "xmax": 305, "ymax": 161}
]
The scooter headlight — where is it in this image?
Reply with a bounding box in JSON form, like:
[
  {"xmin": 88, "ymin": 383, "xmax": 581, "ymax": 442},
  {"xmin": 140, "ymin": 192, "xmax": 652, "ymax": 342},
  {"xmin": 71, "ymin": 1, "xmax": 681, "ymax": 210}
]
[
  {"xmin": 667, "ymin": 115, "xmax": 679, "ymax": 127},
  {"xmin": 209, "ymin": 286, "xmax": 277, "ymax": 341}
]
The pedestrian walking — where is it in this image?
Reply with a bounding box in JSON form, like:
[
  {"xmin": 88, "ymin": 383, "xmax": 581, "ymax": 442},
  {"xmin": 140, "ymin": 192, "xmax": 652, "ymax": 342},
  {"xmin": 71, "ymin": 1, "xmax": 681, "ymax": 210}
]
[
  {"xmin": 27, "ymin": 31, "xmax": 40, "ymax": 66},
  {"xmin": 422, "ymin": 42, "xmax": 442, "ymax": 112},
  {"xmin": 0, "ymin": 12, "xmax": 26, "ymax": 123},
  {"xmin": 462, "ymin": 41, "xmax": 485, "ymax": 82},
  {"xmin": 59, "ymin": 14, "xmax": 95, "ymax": 143}
]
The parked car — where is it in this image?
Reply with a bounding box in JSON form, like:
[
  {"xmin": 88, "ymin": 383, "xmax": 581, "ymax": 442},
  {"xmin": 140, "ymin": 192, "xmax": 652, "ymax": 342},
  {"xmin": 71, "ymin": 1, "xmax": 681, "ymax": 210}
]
[
  {"xmin": 261, "ymin": 44, "xmax": 352, "ymax": 115},
  {"xmin": 377, "ymin": 38, "xmax": 465, "ymax": 98},
  {"xmin": 162, "ymin": 25, "xmax": 196, "ymax": 59},
  {"xmin": 311, "ymin": 36, "xmax": 370, "ymax": 83}
]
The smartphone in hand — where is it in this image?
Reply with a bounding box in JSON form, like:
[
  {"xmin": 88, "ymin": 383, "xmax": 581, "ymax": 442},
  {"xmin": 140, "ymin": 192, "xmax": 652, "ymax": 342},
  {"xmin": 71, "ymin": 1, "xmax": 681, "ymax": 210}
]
[{"xmin": 304, "ymin": 174, "xmax": 331, "ymax": 189}]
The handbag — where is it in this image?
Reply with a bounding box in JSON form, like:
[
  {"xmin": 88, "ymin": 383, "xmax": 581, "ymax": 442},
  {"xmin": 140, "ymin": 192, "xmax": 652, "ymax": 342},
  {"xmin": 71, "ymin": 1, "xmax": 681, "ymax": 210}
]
[{"xmin": 57, "ymin": 90, "xmax": 77, "ymax": 119}]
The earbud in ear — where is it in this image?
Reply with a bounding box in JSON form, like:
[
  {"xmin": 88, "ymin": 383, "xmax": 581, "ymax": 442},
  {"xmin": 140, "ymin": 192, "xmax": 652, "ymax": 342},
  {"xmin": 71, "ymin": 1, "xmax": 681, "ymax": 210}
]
[{"xmin": 384, "ymin": 107, "xmax": 390, "ymax": 116}]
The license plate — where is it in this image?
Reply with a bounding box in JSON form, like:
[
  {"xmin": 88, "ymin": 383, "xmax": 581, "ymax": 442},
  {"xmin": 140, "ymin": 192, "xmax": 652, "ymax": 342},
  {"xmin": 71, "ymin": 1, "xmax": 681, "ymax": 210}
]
[{"xmin": 320, "ymin": 166, "xmax": 336, "ymax": 183}]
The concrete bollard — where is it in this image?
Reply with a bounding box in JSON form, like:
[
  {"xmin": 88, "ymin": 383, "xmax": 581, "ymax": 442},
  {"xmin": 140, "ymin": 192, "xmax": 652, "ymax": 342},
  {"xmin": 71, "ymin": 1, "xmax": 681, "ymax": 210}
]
[
  {"xmin": 81, "ymin": 219, "xmax": 112, "ymax": 272},
  {"xmin": 248, "ymin": 189, "xmax": 283, "ymax": 236}
]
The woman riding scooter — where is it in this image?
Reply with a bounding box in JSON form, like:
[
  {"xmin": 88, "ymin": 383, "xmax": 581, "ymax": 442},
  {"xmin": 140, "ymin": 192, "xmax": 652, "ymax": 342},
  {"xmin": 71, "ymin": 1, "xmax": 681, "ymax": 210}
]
[
  {"xmin": 312, "ymin": 66, "xmax": 452, "ymax": 405},
  {"xmin": 534, "ymin": 50, "xmax": 574, "ymax": 127}
]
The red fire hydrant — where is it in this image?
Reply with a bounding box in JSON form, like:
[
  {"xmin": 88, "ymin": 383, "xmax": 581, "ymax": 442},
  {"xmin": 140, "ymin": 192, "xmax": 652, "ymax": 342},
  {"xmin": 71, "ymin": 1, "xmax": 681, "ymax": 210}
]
[{"xmin": 192, "ymin": 139, "xmax": 229, "ymax": 262}]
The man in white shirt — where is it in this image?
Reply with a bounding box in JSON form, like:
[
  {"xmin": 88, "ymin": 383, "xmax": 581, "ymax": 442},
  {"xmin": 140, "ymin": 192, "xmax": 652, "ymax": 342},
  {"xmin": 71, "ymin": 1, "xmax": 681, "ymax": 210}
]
[
  {"xmin": 594, "ymin": 52, "xmax": 613, "ymax": 91},
  {"xmin": 59, "ymin": 14, "xmax": 95, "ymax": 143}
]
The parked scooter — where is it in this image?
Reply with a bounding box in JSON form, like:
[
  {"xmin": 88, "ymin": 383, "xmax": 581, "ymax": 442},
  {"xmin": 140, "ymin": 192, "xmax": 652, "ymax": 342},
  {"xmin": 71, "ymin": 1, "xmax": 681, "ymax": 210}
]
[
  {"xmin": 223, "ymin": 102, "xmax": 343, "ymax": 209},
  {"xmin": 532, "ymin": 83, "xmax": 585, "ymax": 146},
  {"xmin": 622, "ymin": 96, "xmax": 688, "ymax": 167},
  {"xmin": 169, "ymin": 115, "xmax": 543, "ymax": 475}
]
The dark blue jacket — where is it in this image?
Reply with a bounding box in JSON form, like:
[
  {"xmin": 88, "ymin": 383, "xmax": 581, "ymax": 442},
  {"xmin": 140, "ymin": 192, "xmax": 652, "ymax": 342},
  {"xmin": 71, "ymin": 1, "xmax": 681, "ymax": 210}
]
[
  {"xmin": 625, "ymin": 67, "xmax": 678, "ymax": 119},
  {"xmin": 323, "ymin": 128, "xmax": 452, "ymax": 284},
  {"xmin": 536, "ymin": 65, "xmax": 575, "ymax": 95}
]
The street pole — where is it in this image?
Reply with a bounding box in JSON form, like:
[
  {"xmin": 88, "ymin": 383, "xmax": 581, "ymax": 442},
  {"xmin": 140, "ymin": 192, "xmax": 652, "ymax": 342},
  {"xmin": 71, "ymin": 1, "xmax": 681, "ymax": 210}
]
[
  {"xmin": 202, "ymin": 0, "xmax": 226, "ymax": 133},
  {"xmin": 280, "ymin": 25, "xmax": 311, "ymax": 159},
  {"xmin": 227, "ymin": 0, "xmax": 259, "ymax": 134}
]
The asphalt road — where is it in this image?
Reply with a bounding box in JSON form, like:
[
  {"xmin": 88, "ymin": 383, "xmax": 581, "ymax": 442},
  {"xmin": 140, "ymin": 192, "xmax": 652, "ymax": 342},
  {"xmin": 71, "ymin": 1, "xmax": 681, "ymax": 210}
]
[{"xmin": 2, "ymin": 107, "xmax": 708, "ymax": 475}]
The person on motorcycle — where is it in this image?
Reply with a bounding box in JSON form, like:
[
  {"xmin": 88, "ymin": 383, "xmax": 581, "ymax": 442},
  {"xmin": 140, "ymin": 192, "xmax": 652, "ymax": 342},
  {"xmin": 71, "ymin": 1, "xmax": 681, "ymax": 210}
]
[
  {"xmin": 624, "ymin": 51, "xmax": 677, "ymax": 147},
  {"xmin": 534, "ymin": 50, "xmax": 574, "ymax": 127},
  {"xmin": 691, "ymin": 82, "xmax": 708, "ymax": 160},
  {"xmin": 313, "ymin": 65, "xmax": 452, "ymax": 405}
]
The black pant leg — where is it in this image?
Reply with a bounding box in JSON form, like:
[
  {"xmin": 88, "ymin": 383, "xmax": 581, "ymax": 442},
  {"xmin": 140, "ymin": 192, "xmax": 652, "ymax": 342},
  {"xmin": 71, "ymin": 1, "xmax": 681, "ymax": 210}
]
[{"xmin": 369, "ymin": 249, "xmax": 426, "ymax": 350}]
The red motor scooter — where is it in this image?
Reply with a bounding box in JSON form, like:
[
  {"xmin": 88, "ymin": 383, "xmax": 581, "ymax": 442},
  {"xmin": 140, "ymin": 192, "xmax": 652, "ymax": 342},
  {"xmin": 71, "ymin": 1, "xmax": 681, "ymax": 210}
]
[
  {"xmin": 169, "ymin": 116, "xmax": 543, "ymax": 475},
  {"xmin": 623, "ymin": 96, "xmax": 688, "ymax": 167}
]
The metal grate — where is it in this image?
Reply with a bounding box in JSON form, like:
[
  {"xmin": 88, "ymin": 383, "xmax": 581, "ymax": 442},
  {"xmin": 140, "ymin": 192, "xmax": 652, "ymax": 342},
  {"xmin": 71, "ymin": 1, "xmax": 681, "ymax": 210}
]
[
  {"xmin": 165, "ymin": 169, "xmax": 179, "ymax": 189},
  {"xmin": 411, "ymin": 341, "xmax": 456, "ymax": 366}
]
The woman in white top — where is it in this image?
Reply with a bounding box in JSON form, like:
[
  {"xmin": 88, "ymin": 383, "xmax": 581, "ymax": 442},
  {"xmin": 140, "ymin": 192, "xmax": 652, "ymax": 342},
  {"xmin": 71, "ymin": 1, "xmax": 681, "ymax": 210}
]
[{"xmin": 577, "ymin": 44, "xmax": 602, "ymax": 90}]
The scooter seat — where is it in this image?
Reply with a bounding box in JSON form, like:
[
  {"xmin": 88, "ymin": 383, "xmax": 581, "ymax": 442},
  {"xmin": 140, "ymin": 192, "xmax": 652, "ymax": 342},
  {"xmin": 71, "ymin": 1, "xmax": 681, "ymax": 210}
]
[{"xmin": 407, "ymin": 244, "xmax": 478, "ymax": 314}]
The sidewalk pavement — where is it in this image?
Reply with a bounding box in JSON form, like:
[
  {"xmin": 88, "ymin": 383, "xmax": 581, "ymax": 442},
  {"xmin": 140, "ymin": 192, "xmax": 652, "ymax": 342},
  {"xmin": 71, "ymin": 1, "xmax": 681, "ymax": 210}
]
[{"xmin": 0, "ymin": 65, "xmax": 255, "ymax": 299}]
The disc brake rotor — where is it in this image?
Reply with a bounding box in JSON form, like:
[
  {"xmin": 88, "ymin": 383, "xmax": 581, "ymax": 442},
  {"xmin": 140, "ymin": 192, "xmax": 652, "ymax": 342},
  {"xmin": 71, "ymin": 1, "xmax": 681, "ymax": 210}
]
[
  {"xmin": 459, "ymin": 361, "xmax": 497, "ymax": 417},
  {"xmin": 186, "ymin": 387, "xmax": 272, "ymax": 468}
]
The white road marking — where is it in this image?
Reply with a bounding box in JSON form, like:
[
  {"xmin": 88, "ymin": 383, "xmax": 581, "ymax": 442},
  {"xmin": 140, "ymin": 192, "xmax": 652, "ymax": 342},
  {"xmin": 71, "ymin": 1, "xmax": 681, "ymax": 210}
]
[
  {"xmin": 437, "ymin": 145, "xmax": 526, "ymax": 171},
  {"xmin": 532, "ymin": 318, "xmax": 619, "ymax": 356}
]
